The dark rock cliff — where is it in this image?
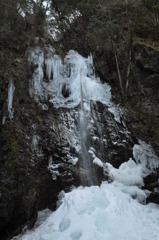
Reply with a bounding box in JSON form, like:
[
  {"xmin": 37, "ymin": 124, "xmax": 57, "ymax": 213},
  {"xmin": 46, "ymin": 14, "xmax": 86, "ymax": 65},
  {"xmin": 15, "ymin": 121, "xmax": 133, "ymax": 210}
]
[{"xmin": 0, "ymin": 1, "xmax": 159, "ymax": 239}]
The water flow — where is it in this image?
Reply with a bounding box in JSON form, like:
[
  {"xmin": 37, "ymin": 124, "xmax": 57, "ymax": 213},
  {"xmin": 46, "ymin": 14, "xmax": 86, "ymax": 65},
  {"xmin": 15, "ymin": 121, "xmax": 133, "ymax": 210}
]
[
  {"xmin": 78, "ymin": 68, "xmax": 96, "ymax": 186},
  {"xmin": 90, "ymin": 101, "xmax": 105, "ymax": 156},
  {"xmin": 29, "ymin": 48, "xmax": 107, "ymax": 186}
]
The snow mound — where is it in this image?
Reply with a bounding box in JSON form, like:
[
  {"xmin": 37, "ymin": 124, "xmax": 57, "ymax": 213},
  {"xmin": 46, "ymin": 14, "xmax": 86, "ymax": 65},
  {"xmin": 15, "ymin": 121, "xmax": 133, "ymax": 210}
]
[
  {"xmin": 13, "ymin": 182, "xmax": 159, "ymax": 240},
  {"xmin": 105, "ymin": 159, "xmax": 148, "ymax": 187}
]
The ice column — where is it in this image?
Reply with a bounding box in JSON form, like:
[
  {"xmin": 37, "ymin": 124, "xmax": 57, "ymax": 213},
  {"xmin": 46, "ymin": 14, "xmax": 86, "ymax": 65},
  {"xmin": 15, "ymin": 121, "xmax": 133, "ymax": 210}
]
[
  {"xmin": 8, "ymin": 79, "xmax": 15, "ymax": 119},
  {"xmin": 45, "ymin": 55, "xmax": 62, "ymax": 82},
  {"xmin": 78, "ymin": 65, "xmax": 97, "ymax": 186}
]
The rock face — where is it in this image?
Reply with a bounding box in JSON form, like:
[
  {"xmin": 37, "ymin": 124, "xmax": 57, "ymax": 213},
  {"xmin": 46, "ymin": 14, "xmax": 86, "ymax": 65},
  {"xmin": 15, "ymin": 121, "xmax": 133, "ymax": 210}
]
[
  {"xmin": 129, "ymin": 42, "xmax": 159, "ymax": 145},
  {"xmin": 0, "ymin": 2, "xmax": 159, "ymax": 239},
  {"xmin": 144, "ymin": 169, "xmax": 159, "ymax": 204},
  {"xmin": 0, "ymin": 41, "xmax": 137, "ymax": 239}
]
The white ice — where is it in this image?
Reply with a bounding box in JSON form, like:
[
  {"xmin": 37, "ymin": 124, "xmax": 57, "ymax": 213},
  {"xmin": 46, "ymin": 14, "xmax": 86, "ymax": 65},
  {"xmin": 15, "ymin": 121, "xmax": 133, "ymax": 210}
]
[
  {"xmin": 8, "ymin": 79, "xmax": 15, "ymax": 119},
  {"xmin": 89, "ymin": 148, "xmax": 103, "ymax": 168},
  {"xmin": 105, "ymin": 159, "xmax": 147, "ymax": 187},
  {"xmin": 31, "ymin": 135, "xmax": 42, "ymax": 156},
  {"xmin": 48, "ymin": 156, "xmax": 60, "ymax": 181},
  {"xmin": 28, "ymin": 47, "xmax": 44, "ymax": 100},
  {"xmin": 133, "ymin": 140, "xmax": 159, "ymax": 170},
  {"xmin": 29, "ymin": 47, "xmax": 122, "ymax": 122}
]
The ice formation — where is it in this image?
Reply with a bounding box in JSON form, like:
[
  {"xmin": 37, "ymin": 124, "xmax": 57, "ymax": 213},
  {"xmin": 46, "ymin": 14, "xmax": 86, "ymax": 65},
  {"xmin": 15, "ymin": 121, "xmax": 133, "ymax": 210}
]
[
  {"xmin": 28, "ymin": 47, "xmax": 121, "ymax": 122},
  {"xmin": 28, "ymin": 46, "xmax": 123, "ymax": 185},
  {"xmin": 48, "ymin": 156, "xmax": 60, "ymax": 181},
  {"xmin": 17, "ymin": 47, "xmax": 159, "ymax": 240},
  {"xmin": 133, "ymin": 140, "xmax": 159, "ymax": 170},
  {"xmin": 8, "ymin": 78, "xmax": 15, "ymax": 119},
  {"xmin": 31, "ymin": 135, "xmax": 42, "ymax": 156}
]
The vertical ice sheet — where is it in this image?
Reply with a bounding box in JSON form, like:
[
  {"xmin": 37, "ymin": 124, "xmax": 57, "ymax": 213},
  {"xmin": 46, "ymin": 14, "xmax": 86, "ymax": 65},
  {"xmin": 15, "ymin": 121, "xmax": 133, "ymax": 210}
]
[
  {"xmin": 45, "ymin": 58, "xmax": 53, "ymax": 81},
  {"xmin": 28, "ymin": 47, "xmax": 44, "ymax": 100},
  {"xmin": 8, "ymin": 79, "xmax": 15, "ymax": 119},
  {"xmin": 45, "ymin": 55, "xmax": 62, "ymax": 82},
  {"xmin": 133, "ymin": 140, "xmax": 159, "ymax": 170}
]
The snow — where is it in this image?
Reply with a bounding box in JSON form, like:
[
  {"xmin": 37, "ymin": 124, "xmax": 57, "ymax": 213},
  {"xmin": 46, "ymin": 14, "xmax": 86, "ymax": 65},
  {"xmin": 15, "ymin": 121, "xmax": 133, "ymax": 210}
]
[
  {"xmin": 88, "ymin": 148, "xmax": 103, "ymax": 168},
  {"xmin": 92, "ymin": 136, "xmax": 99, "ymax": 141},
  {"xmin": 105, "ymin": 159, "xmax": 148, "ymax": 187},
  {"xmin": 12, "ymin": 138, "xmax": 159, "ymax": 240},
  {"xmin": 8, "ymin": 78, "xmax": 15, "ymax": 119},
  {"xmin": 108, "ymin": 105, "xmax": 123, "ymax": 123},
  {"xmin": 12, "ymin": 181, "xmax": 159, "ymax": 240},
  {"xmin": 93, "ymin": 157, "xmax": 104, "ymax": 167},
  {"xmin": 68, "ymin": 157, "xmax": 79, "ymax": 165}
]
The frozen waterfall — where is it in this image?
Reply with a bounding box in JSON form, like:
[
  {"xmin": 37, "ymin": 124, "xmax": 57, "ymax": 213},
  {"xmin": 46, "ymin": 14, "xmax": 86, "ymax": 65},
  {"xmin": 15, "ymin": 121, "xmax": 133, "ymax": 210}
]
[
  {"xmin": 16, "ymin": 46, "xmax": 159, "ymax": 240},
  {"xmin": 28, "ymin": 48, "xmax": 114, "ymax": 109},
  {"xmin": 28, "ymin": 47, "xmax": 119, "ymax": 186}
]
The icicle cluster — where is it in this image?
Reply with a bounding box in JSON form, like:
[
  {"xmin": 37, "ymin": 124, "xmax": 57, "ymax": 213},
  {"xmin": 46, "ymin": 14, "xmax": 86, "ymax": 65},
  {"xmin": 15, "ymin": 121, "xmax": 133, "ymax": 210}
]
[{"xmin": 28, "ymin": 48, "xmax": 114, "ymax": 108}]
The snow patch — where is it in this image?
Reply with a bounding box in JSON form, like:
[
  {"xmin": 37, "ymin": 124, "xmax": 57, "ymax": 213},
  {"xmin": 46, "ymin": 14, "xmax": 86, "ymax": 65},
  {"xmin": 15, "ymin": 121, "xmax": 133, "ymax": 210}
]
[
  {"xmin": 48, "ymin": 156, "xmax": 60, "ymax": 181},
  {"xmin": 89, "ymin": 148, "xmax": 103, "ymax": 168},
  {"xmin": 68, "ymin": 156, "xmax": 78, "ymax": 166}
]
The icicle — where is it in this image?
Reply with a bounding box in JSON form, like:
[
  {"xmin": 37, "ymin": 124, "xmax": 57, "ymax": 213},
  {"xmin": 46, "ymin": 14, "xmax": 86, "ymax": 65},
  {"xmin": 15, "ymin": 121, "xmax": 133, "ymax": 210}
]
[
  {"xmin": 133, "ymin": 140, "xmax": 159, "ymax": 170},
  {"xmin": 45, "ymin": 58, "xmax": 54, "ymax": 81},
  {"xmin": 52, "ymin": 55, "xmax": 62, "ymax": 81},
  {"xmin": 8, "ymin": 78, "xmax": 15, "ymax": 119},
  {"xmin": 2, "ymin": 116, "xmax": 6, "ymax": 125},
  {"xmin": 28, "ymin": 47, "xmax": 44, "ymax": 99},
  {"xmin": 29, "ymin": 47, "xmax": 121, "ymax": 120},
  {"xmin": 86, "ymin": 54, "xmax": 94, "ymax": 78},
  {"xmin": 31, "ymin": 135, "xmax": 42, "ymax": 155}
]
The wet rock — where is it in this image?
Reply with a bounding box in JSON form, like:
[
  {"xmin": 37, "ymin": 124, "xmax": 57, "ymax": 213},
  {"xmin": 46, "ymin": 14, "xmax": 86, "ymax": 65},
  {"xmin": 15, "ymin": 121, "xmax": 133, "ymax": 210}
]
[{"xmin": 144, "ymin": 169, "xmax": 159, "ymax": 204}]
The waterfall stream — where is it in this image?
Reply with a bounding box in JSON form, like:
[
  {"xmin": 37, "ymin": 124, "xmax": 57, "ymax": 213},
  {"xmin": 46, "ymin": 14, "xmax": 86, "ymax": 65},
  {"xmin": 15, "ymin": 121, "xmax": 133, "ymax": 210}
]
[
  {"xmin": 78, "ymin": 67, "xmax": 98, "ymax": 186},
  {"xmin": 28, "ymin": 47, "xmax": 114, "ymax": 186},
  {"xmin": 27, "ymin": 44, "xmax": 159, "ymax": 190}
]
